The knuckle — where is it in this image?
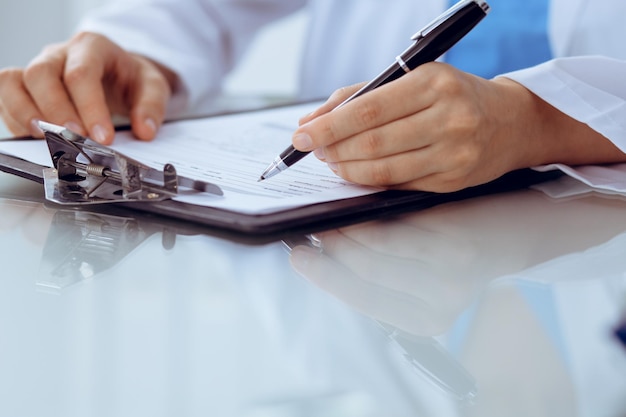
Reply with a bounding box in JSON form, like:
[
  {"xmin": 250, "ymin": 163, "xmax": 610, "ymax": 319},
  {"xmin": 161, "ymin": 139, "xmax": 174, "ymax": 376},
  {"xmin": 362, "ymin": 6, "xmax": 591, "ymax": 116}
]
[
  {"xmin": 321, "ymin": 118, "xmax": 340, "ymax": 144},
  {"xmin": 433, "ymin": 181, "xmax": 464, "ymax": 193},
  {"xmin": 417, "ymin": 174, "xmax": 467, "ymax": 193},
  {"xmin": 451, "ymin": 143, "xmax": 480, "ymax": 171},
  {"xmin": 38, "ymin": 42, "xmax": 63, "ymax": 58},
  {"xmin": 70, "ymin": 31, "xmax": 98, "ymax": 46},
  {"xmin": 362, "ymin": 130, "xmax": 384, "ymax": 157},
  {"xmin": 23, "ymin": 61, "xmax": 52, "ymax": 83},
  {"xmin": 22, "ymin": 44, "xmax": 66, "ymax": 85},
  {"xmin": 70, "ymin": 31, "xmax": 90, "ymax": 43},
  {"xmin": 354, "ymin": 101, "xmax": 382, "ymax": 126},
  {"xmin": 369, "ymin": 160, "xmax": 395, "ymax": 185},
  {"xmin": 331, "ymin": 84, "xmax": 359, "ymax": 101},
  {"xmin": 0, "ymin": 67, "xmax": 22, "ymax": 84},
  {"xmin": 326, "ymin": 126, "xmax": 341, "ymax": 145},
  {"xmin": 146, "ymin": 70, "xmax": 172, "ymax": 96},
  {"xmin": 327, "ymin": 86, "xmax": 351, "ymax": 105},
  {"xmin": 63, "ymin": 63, "xmax": 93, "ymax": 86},
  {"xmin": 431, "ymin": 67, "xmax": 464, "ymax": 95},
  {"xmin": 442, "ymin": 175, "xmax": 473, "ymax": 192},
  {"xmin": 331, "ymin": 86, "xmax": 349, "ymax": 99}
]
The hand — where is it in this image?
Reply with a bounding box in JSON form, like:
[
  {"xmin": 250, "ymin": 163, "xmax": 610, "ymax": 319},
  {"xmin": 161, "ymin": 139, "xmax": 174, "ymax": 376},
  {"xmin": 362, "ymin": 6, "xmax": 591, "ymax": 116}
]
[
  {"xmin": 0, "ymin": 200, "xmax": 54, "ymax": 248},
  {"xmin": 289, "ymin": 223, "xmax": 485, "ymax": 337},
  {"xmin": 0, "ymin": 32, "xmax": 177, "ymax": 144},
  {"xmin": 293, "ymin": 62, "xmax": 623, "ymax": 192},
  {"xmin": 289, "ymin": 188, "xmax": 626, "ymax": 335},
  {"xmin": 288, "ymin": 204, "xmax": 498, "ymax": 336}
]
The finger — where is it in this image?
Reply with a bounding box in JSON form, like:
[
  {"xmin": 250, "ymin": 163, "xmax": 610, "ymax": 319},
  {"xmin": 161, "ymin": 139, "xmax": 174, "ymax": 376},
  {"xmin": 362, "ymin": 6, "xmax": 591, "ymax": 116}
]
[
  {"xmin": 298, "ymin": 83, "xmax": 365, "ymax": 125},
  {"xmin": 127, "ymin": 57, "xmax": 172, "ymax": 141},
  {"xmin": 333, "ymin": 131, "xmax": 489, "ymax": 191},
  {"xmin": 320, "ymin": 112, "xmax": 433, "ymax": 163},
  {"xmin": 290, "ymin": 243, "xmax": 450, "ymax": 336},
  {"xmin": 396, "ymin": 170, "xmax": 487, "ymax": 193},
  {"xmin": 330, "ymin": 156, "xmax": 452, "ymax": 191},
  {"xmin": 63, "ymin": 34, "xmax": 116, "ymax": 144},
  {"xmin": 313, "ymin": 230, "xmax": 439, "ymax": 293},
  {"xmin": 326, "ymin": 219, "xmax": 451, "ymax": 260},
  {"xmin": 23, "ymin": 44, "xmax": 85, "ymax": 135},
  {"xmin": 0, "ymin": 111, "xmax": 34, "ymax": 138},
  {"xmin": 334, "ymin": 216, "xmax": 486, "ymax": 289},
  {"xmin": 293, "ymin": 69, "xmax": 436, "ymax": 152},
  {"xmin": 0, "ymin": 68, "xmax": 45, "ymax": 137},
  {"xmin": 289, "ymin": 245, "xmax": 411, "ymax": 316},
  {"xmin": 329, "ymin": 146, "xmax": 440, "ymax": 188}
]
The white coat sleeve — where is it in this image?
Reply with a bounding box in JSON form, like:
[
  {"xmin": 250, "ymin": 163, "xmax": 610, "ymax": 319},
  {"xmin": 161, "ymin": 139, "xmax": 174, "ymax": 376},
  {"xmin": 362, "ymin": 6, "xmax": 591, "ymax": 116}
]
[
  {"xmin": 502, "ymin": 56, "xmax": 626, "ymax": 196},
  {"xmin": 77, "ymin": 0, "xmax": 305, "ymax": 114}
]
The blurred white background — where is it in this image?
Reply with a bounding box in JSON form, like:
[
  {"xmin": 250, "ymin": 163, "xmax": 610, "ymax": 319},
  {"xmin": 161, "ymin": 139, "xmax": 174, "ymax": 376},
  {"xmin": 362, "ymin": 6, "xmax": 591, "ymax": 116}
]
[{"xmin": 0, "ymin": 0, "xmax": 306, "ymax": 138}]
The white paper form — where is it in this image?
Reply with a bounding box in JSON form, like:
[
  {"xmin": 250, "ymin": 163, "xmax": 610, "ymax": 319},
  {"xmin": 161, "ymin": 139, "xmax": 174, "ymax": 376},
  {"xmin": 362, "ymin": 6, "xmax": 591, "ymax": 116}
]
[{"xmin": 0, "ymin": 103, "xmax": 382, "ymax": 214}]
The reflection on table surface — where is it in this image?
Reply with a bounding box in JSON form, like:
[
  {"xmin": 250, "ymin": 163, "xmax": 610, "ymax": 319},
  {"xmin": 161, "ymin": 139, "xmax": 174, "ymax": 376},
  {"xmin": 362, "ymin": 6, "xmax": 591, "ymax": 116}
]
[{"xmin": 1, "ymin": 171, "xmax": 626, "ymax": 417}]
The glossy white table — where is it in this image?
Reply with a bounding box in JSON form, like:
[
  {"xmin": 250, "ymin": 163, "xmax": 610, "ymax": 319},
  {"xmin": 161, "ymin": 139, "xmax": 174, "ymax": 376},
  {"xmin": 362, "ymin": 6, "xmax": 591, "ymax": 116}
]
[{"xmin": 1, "ymin": 169, "xmax": 625, "ymax": 417}]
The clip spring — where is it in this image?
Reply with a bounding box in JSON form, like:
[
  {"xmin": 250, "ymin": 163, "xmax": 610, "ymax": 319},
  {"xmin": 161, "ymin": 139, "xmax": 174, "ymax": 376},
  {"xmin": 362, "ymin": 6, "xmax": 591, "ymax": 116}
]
[{"xmin": 39, "ymin": 121, "xmax": 222, "ymax": 205}]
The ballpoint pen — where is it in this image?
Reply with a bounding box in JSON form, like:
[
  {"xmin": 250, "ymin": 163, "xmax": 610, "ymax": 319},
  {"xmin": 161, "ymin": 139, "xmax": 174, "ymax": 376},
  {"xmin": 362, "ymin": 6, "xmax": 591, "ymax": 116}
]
[{"xmin": 259, "ymin": 0, "xmax": 490, "ymax": 181}]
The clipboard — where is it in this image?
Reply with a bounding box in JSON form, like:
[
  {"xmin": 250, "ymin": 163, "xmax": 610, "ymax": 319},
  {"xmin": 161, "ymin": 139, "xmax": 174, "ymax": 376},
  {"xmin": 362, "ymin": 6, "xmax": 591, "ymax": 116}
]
[{"xmin": 0, "ymin": 111, "xmax": 562, "ymax": 238}]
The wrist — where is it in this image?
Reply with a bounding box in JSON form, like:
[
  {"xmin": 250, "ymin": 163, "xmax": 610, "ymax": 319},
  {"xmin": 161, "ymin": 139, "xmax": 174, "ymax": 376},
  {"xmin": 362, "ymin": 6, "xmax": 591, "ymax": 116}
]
[
  {"xmin": 493, "ymin": 77, "xmax": 626, "ymax": 168},
  {"xmin": 490, "ymin": 77, "xmax": 553, "ymax": 170}
]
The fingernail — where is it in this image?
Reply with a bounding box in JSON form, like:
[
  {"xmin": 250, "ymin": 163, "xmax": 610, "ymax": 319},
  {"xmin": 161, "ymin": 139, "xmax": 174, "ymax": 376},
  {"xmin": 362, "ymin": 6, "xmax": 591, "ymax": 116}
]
[
  {"xmin": 91, "ymin": 124, "xmax": 109, "ymax": 144},
  {"xmin": 293, "ymin": 133, "xmax": 313, "ymax": 150},
  {"xmin": 145, "ymin": 117, "xmax": 157, "ymax": 135},
  {"xmin": 29, "ymin": 119, "xmax": 43, "ymax": 137},
  {"xmin": 313, "ymin": 147, "xmax": 326, "ymax": 161},
  {"xmin": 327, "ymin": 162, "xmax": 338, "ymax": 172}
]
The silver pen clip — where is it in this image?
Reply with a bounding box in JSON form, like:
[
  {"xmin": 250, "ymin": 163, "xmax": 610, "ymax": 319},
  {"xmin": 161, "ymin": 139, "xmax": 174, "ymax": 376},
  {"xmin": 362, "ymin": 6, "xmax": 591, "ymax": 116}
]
[{"xmin": 411, "ymin": 0, "xmax": 490, "ymax": 41}]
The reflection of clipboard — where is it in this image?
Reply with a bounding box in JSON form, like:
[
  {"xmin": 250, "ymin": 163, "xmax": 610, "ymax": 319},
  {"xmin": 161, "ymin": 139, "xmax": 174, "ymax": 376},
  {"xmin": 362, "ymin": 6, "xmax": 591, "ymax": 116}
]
[{"xmin": 0, "ymin": 109, "xmax": 561, "ymax": 237}]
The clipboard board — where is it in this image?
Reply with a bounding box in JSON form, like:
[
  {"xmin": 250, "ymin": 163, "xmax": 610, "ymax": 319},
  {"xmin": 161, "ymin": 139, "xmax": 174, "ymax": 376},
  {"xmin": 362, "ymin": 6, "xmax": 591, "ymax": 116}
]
[
  {"xmin": 0, "ymin": 108, "xmax": 562, "ymax": 238},
  {"xmin": 0, "ymin": 148, "xmax": 560, "ymax": 237}
]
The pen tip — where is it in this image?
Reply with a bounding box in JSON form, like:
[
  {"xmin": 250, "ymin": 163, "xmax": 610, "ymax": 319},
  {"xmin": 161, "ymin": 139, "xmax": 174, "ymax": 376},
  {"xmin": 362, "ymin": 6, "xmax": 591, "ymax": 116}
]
[{"xmin": 258, "ymin": 176, "xmax": 265, "ymax": 182}]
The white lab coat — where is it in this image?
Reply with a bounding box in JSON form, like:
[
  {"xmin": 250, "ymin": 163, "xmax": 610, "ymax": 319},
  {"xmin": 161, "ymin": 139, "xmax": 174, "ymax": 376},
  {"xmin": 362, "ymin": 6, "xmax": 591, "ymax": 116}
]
[{"xmin": 79, "ymin": 0, "xmax": 626, "ymax": 193}]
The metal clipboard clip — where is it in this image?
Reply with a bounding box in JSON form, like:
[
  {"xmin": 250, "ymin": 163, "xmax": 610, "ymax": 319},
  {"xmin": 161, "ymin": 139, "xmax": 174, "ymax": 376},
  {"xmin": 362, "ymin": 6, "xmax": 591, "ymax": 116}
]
[{"xmin": 39, "ymin": 121, "xmax": 223, "ymax": 205}]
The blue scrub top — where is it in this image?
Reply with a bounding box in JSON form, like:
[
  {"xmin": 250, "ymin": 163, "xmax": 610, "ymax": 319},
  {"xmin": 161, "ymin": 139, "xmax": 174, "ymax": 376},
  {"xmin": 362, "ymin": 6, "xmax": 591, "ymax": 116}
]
[{"xmin": 445, "ymin": 0, "xmax": 553, "ymax": 78}]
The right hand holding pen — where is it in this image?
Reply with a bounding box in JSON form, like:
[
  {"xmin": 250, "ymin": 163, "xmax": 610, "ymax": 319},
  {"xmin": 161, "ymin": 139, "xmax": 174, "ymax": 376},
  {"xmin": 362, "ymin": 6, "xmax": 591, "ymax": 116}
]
[
  {"xmin": 0, "ymin": 32, "xmax": 176, "ymax": 144},
  {"xmin": 293, "ymin": 63, "xmax": 624, "ymax": 193}
]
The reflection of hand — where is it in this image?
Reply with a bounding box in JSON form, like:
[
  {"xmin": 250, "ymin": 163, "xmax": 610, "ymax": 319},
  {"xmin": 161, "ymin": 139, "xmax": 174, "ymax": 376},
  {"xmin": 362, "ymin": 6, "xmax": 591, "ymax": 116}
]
[
  {"xmin": 290, "ymin": 229, "xmax": 477, "ymax": 337},
  {"xmin": 288, "ymin": 189, "xmax": 516, "ymax": 336},
  {"xmin": 290, "ymin": 189, "xmax": 626, "ymax": 336},
  {"xmin": 0, "ymin": 200, "xmax": 54, "ymax": 247},
  {"xmin": 0, "ymin": 32, "xmax": 176, "ymax": 144},
  {"xmin": 293, "ymin": 62, "xmax": 623, "ymax": 192},
  {"xmin": 289, "ymin": 192, "xmax": 526, "ymax": 336}
]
